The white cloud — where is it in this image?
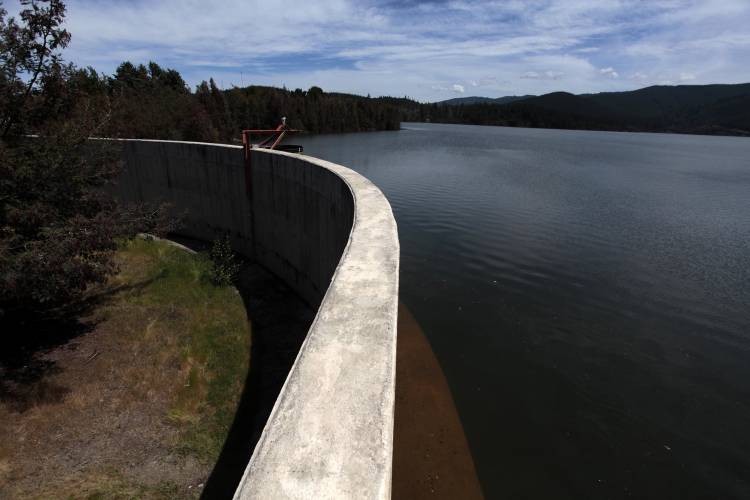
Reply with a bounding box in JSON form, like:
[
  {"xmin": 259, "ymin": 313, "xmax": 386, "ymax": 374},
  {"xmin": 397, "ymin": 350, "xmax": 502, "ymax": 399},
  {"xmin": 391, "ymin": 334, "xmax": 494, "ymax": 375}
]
[
  {"xmin": 4, "ymin": 0, "xmax": 747, "ymax": 100},
  {"xmin": 521, "ymin": 70, "xmax": 564, "ymax": 80},
  {"xmin": 452, "ymin": 84, "xmax": 465, "ymax": 93}
]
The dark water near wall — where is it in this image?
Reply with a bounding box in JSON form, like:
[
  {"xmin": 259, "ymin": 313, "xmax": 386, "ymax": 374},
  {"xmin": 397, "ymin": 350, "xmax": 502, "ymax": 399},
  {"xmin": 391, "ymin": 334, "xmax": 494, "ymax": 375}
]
[{"xmin": 296, "ymin": 123, "xmax": 750, "ymax": 499}]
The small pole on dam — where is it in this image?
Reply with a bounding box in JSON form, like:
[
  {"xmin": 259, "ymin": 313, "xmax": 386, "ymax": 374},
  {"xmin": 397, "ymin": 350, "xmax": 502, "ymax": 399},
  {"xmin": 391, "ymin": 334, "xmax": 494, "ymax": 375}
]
[{"xmin": 241, "ymin": 117, "xmax": 303, "ymax": 194}]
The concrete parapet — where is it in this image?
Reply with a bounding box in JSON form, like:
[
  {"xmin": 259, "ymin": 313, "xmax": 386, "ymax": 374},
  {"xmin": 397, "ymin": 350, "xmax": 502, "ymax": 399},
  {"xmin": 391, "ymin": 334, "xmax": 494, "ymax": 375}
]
[{"xmin": 116, "ymin": 140, "xmax": 399, "ymax": 499}]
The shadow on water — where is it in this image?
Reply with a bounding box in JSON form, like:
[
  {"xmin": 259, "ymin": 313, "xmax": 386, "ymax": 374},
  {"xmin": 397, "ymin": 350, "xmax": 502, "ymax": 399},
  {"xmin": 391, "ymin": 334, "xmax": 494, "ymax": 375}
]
[{"xmin": 198, "ymin": 256, "xmax": 315, "ymax": 499}]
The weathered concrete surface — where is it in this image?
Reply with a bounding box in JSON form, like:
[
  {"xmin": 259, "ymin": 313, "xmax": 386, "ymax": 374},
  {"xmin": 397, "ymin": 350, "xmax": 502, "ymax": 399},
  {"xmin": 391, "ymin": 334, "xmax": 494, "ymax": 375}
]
[
  {"xmin": 115, "ymin": 141, "xmax": 399, "ymax": 499},
  {"xmin": 117, "ymin": 140, "xmax": 256, "ymax": 255},
  {"xmin": 250, "ymin": 150, "xmax": 356, "ymax": 307}
]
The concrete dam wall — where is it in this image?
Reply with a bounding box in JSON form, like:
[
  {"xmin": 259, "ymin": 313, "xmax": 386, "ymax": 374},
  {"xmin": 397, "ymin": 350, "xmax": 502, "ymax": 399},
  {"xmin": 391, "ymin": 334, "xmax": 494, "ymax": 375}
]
[{"xmin": 116, "ymin": 140, "xmax": 399, "ymax": 499}]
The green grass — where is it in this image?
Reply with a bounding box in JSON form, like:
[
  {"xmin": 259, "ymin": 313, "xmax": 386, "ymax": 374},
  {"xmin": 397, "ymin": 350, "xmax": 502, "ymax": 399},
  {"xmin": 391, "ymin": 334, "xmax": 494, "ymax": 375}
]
[
  {"xmin": 114, "ymin": 237, "xmax": 251, "ymax": 462},
  {"xmin": 79, "ymin": 474, "xmax": 180, "ymax": 500}
]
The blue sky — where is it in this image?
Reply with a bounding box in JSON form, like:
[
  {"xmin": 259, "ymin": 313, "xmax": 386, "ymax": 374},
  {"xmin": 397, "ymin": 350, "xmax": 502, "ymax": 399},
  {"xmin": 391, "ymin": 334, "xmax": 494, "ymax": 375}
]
[{"xmin": 6, "ymin": 0, "xmax": 750, "ymax": 100}]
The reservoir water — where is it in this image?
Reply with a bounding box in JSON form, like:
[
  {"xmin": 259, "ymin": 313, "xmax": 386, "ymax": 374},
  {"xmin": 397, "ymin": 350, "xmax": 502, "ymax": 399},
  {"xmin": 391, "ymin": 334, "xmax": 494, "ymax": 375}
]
[{"xmin": 297, "ymin": 123, "xmax": 750, "ymax": 499}]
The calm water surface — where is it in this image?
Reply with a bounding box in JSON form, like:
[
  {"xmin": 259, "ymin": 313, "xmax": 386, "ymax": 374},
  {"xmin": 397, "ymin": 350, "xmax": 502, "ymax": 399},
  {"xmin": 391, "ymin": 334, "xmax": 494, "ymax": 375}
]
[{"xmin": 297, "ymin": 123, "xmax": 750, "ymax": 499}]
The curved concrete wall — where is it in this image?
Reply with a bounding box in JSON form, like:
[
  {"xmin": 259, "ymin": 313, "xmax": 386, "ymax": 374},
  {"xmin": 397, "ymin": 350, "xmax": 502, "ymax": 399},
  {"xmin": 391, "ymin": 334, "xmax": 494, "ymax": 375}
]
[{"xmin": 116, "ymin": 140, "xmax": 399, "ymax": 499}]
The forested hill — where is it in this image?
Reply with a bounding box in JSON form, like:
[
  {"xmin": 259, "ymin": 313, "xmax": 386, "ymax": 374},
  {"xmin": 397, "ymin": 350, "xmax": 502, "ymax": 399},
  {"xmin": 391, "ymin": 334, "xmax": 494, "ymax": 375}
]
[
  {"xmin": 221, "ymin": 86, "xmax": 403, "ymax": 136},
  {"xmin": 437, "ymin": 95, "xmax": 534, "ymax": 105},
  {"xmin": 61, "ymin": 62, "xmax": 750, "ymax": 139},
  {"xmin": 419, "ymin": 83, "xmax": 750, "ymax": 136},
  {"xmin": 62, "ymin": 62, "xmax": 406, "ymax": 143}
]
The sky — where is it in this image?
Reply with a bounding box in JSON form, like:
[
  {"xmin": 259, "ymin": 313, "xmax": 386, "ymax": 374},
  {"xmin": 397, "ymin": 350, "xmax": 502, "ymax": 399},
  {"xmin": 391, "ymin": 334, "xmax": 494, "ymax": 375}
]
[{"xmin": 5, "ymin": 0, "xmax": 750, "ymax": 101}]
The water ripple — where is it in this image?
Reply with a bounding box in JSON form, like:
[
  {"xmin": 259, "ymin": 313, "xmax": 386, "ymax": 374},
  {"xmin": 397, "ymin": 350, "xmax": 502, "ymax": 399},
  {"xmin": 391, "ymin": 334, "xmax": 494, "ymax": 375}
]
[{"xmin": 300, "ymin": 124, "xmax": 750, "ymax": 499}]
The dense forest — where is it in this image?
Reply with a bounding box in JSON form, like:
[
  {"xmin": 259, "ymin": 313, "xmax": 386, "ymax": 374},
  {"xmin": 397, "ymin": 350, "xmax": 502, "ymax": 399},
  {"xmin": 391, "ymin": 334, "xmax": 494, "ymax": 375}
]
[{"xmin": 56, "ymin": 62, "xmax": 405, "ymax": 143}]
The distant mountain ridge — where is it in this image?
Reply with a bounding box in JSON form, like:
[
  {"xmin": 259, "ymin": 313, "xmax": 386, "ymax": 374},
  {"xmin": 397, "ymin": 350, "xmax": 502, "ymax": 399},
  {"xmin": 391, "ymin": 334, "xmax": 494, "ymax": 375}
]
[
  {"xmin": 438, "ymin": 95, "xmax": 534, "ymax": 105},
  {"xmin": 420, "ymin": 83, "xmax": 750, "ymax": 136}
]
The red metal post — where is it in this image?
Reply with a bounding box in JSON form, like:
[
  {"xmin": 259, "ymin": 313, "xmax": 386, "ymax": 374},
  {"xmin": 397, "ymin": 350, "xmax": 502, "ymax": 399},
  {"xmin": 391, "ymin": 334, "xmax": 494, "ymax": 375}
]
[
  {"xmin": 243, "ymin": 130, "xmax": 253, "ymax": 195},
  {"xmin": 240, "ymin": 120, "xmax": 302, "ymax": 195}
]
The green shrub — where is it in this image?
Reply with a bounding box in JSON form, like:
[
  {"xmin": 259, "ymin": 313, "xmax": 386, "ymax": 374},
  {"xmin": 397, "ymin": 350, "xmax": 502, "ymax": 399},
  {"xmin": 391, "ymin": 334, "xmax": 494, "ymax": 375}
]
[{"xmin": 208, "ymin": 235, "xmax": 240, "ymax": 286}]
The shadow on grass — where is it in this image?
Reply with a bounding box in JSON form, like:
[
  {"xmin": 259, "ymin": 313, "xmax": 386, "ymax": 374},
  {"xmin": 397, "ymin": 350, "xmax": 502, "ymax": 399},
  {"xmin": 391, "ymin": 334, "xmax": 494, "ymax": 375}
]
[
  {"xmin": 162, "ymin": 237, "xmax": 315, "ymax": 500},
  {"xmin": 0, "ymin": 277, "xmax": 159, "ymax": 413},
  {"xmin": 0, "ymin": 312, "xmax": 86, "ymax": 413},
  {"xmin": 199, "ymin": 260, "xmax": 315, "ymax": 499}
]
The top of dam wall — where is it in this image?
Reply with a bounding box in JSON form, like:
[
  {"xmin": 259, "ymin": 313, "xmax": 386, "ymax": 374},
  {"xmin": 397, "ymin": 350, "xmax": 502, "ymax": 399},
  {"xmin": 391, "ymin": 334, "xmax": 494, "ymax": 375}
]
[{"xmin": 234, "ymin": 150, "xmax": 399, "ymax": 499}]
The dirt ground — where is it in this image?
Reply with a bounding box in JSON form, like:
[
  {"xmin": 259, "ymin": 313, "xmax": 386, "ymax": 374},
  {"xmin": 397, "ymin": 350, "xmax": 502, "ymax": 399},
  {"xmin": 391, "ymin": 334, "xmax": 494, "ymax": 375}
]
[
  {"xmin": 0, "ymin": 301, "xmax": 206, "ymax": 498},
  {"xmin": 393, "ymin": 304, "xmax": 485, "ymax": 499},
  {"xmin": 0, "ymin": 240, "xmax": 250, "ymax": 499}
]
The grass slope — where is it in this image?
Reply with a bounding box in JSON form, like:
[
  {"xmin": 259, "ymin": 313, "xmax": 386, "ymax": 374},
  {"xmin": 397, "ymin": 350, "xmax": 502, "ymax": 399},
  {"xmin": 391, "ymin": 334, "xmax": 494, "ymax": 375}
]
[{"xmin": 115, "ymin": 238, "xmax": 250, "ymax": 463}]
